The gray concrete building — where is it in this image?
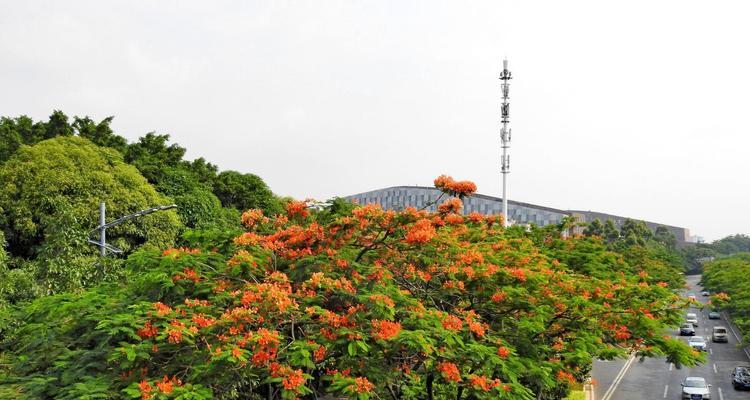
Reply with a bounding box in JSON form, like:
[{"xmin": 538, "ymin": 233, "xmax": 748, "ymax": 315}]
[{"xmin": 344, "ymin": 186, "xmax": 691, "ymax": 243}]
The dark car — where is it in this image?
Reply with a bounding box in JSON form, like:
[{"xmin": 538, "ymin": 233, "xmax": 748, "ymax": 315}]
[
  {"xmin": 708, "ymin": 311, "xmax": 721, "ymax": 320},
  {"xmin": 680, "ymin": 323, "xmax": 696, "ymax": 336},
  {"xmin": 732, "ymin": 366, "xmax": 750, "ymax": 390}
]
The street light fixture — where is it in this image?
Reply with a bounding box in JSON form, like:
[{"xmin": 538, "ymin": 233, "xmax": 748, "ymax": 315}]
[{"xmin": 88, "ymin": 202, "xmax": 177, "ymax": 256}]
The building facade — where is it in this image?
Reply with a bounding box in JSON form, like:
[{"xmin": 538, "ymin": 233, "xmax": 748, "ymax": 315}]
[{"xmin": 344, "ymin": 186, "xmax": 691, "ymax": 243}]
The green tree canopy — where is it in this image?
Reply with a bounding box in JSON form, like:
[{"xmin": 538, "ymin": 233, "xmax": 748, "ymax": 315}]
[
  {"xmin": 654, "ymin": 226, "xmax": 677, "ymax": 249},
  {"xmin": 72, "ymin": 115, "xmax": 128, "ymax": 153},
  {"xmin": 582, "ymin": 219, "xmax": 603, "ymax": 237},
  {"xmin": 213, "ymin": 170, "xmax": 283, "ymax": 215},
  {"xmin": 155, "ymin": 168, "xmax": 239, "ymax": 230},
  {"xmin": 125, "ymin": 133, "xmax": 188, "ymax": 184},
  {"xmin": 0, "ymin": 136, "xmax": 182, "ymax": 258},
  {"xmin": 702, "ymin": 254, "xmax": 750, "ymax": 341},
  {"xmin": 619, "ymin": 219, "xmax": 652, "ymax": 246},
  {"xmin": 711, "ymin": 234, "xmax": 750, "ymax": 255}
]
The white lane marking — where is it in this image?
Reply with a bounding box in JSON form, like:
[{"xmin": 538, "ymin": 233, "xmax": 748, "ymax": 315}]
[
  {"xmin": 668, "ymin": 362, "xmax": 673, "ymax": 371},
  {"xmin": 713, "ymin": 363, "xmax": 718, "ymax": 374},
  {"xmin": 709, "ymin": 348, "xmax": 713, "ymax": 355},
  {"xmin": 719, "ymin": 387, "xmax": 724, "ymax": 400},
  {"xmin": 662, "ymin": 384, "xmax": 668, "ymax": 398},
  {"xmin": 601, "ymin": 355, "xmax": 636, "ymax": 400}
]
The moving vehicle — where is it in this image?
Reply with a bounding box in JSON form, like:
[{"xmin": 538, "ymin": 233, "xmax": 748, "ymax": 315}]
[
  {"xmin": 732, "ymin": 366, "xmax": 750, "ymax": 390},
  {"xmin": 686, "ymin": 313, "xmax": 699, "ymax": 326},
  {"xmin": 708, "ymin": 311, "xmax": 721, "ymax": 320},
  {"xmin": 689, "ymin": 336, "xmax": 707, "ymax": 351},
  {"xmin": 712, "ymin": 326, "xmax": 728, "ymax": 343},
  {"xmin": 701, "ymin": 290, "xmax": 710, "ymax": 296},
  {"xmin": 681, "ymin": 376, "xmax": 711, "ymax": 399},
  {"xmin": 680, "ymin": 323, "xmax": 696, "ymax": 336}
]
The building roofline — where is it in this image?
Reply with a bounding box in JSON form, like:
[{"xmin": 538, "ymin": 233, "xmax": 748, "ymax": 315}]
[
  {"xmin": 344, "ymin": 186, "xmax": 572, "ymax": 215},
  {"xmin": 567, "ymin": 210, "xmax": 688, "ymax": 231},
  {"xmin": 344, "ymin": 187, "xmax": 689, "ymax": 234}
]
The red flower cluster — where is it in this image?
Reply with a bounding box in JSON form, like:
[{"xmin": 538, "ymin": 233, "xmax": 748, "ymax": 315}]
[
  {"xmin": 405, "ymin": 218, "xmax": 436, "ymax": 244},
  {"xmin": 251, "ymin": 328, "xmax": 281, "ymax": 366},
  {"xmin": 270, "ymin": 363, "xmax": 306, "ymax": 392},
  {"xmin": 353, "ymin": 376, "xmax": 375, "ymax": 393},
  {"xmin": 371, "ymin": 320, "xmax": 402, "ymax": 341},
  {"xmin": 155, "ymin": 375, "xmax": 182, "ymax": 394},
  {"xmin": 614, "ymin": 325, "xmax": 631, "ymax": 341},
  {"xmin": 469, "ymin": 374, "xmax": 502, "ymax": 391},
  {"xmin": 491, "ymin": 291, "xmax": 507, "ymax": 302},
  {"xmin": 497, "ymin": 346, "xmax": 511, "ymax": 358},
  {"xmin": 234, "ymin": 232, "xmax": 261, "ymax": 246},
  {"xmin": 442, "ymin": 315, "xmax": 463, "ymax": 331},
  {"xmin": 313, "ymin": 344, "xmax": 327, "ymax": 362},
  {"xmin": 137, "ymin": 321, "xmax": 158, "ymax": 339},
  {"xmin": 192, "ymin": 314, "xmax": 216, "ymax": 329},
  {"xmin": 438, "ymin": 197, "xmax": 463, "ymax": 214},
  {"xmin": 713, "ymin": 292, "xmax": 730, "ymax": 301},
  {"xmin": 437, "ymin": 361, "xmax": 462, "ymax": 382},
  {"xmin": 161, "ymin": 247, "xmax": 201, "ymax": 257},
  {"xmin": 153, "ymin": 302, "xmax": 172, "ymax": 316},
  {"xmin": 241, "ymin": 209, "xmax": 267, "ymax": 228},
  {"xmin": 138, "ymin": 380, "xmax": 153, "ymax": 400},
  {"xmin": 556, "ymin": 370, "xmax": 576, "ymax": 384},
  {"xmin": 434, "ymin": 175, "xmax": 477, "ymax": 197},
  {"xmin": 369, "ymin": 294, "xmax": 395, "ymax": 308},
  {"xmin": 286, "ymin": 200, "xmax": 309, "ymax": 219},
  {"xmin": 172, "ymin": 268, "xmax": 200, "ymax": 283},
  {"xmin": 167, "ymin": 320, "xmax": 184, "ymax": 344}
]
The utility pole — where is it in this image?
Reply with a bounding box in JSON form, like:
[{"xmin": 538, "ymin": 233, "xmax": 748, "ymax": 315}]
[
  {"xmin": 89, "ymin": 202, "xmax": 177, "ymax": 257},
  {"xmin": 99, "ymin": 202, "xmax": 106, "ymax": 257},
  {"xmin": 499, "ymin": 58, "xmax": 512, "ymax": 227}
]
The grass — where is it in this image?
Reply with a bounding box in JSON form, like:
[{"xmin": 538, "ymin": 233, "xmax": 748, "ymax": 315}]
[{"xmin": 564, "ymin": 390, "xmax": 585, "ymax": 400}]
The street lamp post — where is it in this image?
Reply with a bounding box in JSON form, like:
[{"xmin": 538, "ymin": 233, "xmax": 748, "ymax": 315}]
[{"xmin": 89, "ymin": 202, "xmax": 177, "ymax": 256}]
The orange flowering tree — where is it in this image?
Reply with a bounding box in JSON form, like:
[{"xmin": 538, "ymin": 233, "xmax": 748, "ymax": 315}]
[{"xmin": 0, "ymin": 176, "xmax": 700, "ymax": 400}]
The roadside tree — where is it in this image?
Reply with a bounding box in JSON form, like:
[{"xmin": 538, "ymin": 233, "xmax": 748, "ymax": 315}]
[{"xmin": 0, "ymin": 176, "xmax": 700, "ymax": 400}]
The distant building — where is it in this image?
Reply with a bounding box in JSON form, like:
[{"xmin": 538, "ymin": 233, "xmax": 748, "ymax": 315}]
[
  {"xmin": 344, "ymin": 186, "xmax": 691, "ymax": 243},
  {"xmin": 688, "ymin": 235, "xmax": 705, "ymax": 244}
]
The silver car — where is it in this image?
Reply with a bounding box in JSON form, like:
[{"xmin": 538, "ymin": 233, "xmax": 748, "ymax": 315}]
[
  {"xmin": 689, "ymin": 336, "xmax": 708, "ymax": 351},
  {"xmin": 712, "ymin": 326, "xmax": 728, "ymax": 343},
  {"xmin": 686, "ymin": 313, "xmax": 699, "ymax": 326},
  {"xmin": 681, "ymin": 376, "xmax": 711, "ymax": 399}
]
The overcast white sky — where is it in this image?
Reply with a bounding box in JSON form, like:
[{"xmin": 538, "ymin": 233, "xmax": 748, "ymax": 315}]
[{"xmin": 1, "ymin": 1, "xmax": 748, "ymax": 241}]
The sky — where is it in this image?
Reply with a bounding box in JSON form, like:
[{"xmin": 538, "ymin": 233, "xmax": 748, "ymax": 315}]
[{"xmin": 1, "ymin": 1, "xmax": 748, "ymax": 242}]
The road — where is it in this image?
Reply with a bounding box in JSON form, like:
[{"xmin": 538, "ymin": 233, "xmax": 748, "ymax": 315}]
[{"xmin": 592, "ymin": 275, "xmax": 750, "ymax": 400}]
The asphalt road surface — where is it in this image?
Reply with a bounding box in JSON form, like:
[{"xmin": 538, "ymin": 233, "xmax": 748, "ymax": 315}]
[{"xmin": 592, "ymin": 275, "xmax": 750, "ymax": 400}]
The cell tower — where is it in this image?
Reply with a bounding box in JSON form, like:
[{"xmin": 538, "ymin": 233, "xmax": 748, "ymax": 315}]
[{"xmin": 499, "ymin": 58, "xmax": 512, "ymax": 227}]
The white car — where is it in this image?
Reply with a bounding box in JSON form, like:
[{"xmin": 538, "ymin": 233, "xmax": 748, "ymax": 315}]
[
  {"xmin": 681, "ymin": 376, "xmax": 711, "ymax": 399},
  {"xmin": 686, "ymin": 313, "xmax": 699, "ymax": 326},
  {"xmin": 689, "ymin": 336, "xmax": 707, "ymax": 351}
]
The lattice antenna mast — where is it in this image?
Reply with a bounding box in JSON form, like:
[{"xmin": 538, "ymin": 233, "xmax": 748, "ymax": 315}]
[{"xmin": 499, "ymin": 58, "xmax": 512, "ymax": 227}]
